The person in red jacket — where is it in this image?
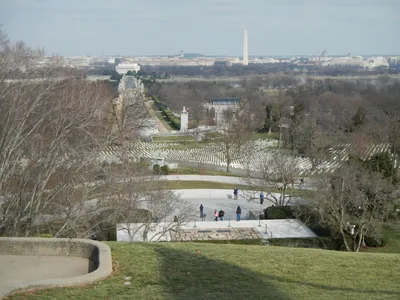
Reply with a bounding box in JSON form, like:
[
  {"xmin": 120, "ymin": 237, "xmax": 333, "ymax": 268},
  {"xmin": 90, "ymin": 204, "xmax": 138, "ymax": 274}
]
[{"xmin": 214, "ymin": 209, "xmax": 218, "ymax": 221}]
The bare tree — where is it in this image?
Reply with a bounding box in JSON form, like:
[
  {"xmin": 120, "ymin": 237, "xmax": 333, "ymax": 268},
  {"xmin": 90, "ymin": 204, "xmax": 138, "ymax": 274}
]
[
  {"xmin": 310, "ymin": 161, "xmax": 397, "ymax": 252},
  {"xmin": 0, "ymin": 74, "xmax": 112, "ymax": 236},
  {"xmin": 0, "ymin": 29, "xmax": 183, "ymax": 240},
  {"xmin": 214, "ymin": 104, "xmax": 258, "ymax": 172},
  {"xmin": 244, "ymin": 154, "xmax": 301, "ymax": 206},
  {"xmin": 101, "ymin": 165, "xmax": 195, "ymax": 242}
]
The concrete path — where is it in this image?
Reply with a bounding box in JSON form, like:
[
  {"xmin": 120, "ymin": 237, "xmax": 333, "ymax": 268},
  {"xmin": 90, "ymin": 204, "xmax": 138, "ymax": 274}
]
[
  {"xmin": 117, "ymin": 188, "xmax": 316, "ymax": 242},
  {"xmin": 161, "ymin": 175, "xmax": 315, "ymax": 190},
  {"xmin": 0, "ymin": 255, "xmax": 89, "ymax": 297},
  {"xmin": 162, "ymin": 175, "xmax": 245, "ymax": 185},
  {"xmin": 174, "ymin": 189, "xmax": 270, "ymax": 222}
]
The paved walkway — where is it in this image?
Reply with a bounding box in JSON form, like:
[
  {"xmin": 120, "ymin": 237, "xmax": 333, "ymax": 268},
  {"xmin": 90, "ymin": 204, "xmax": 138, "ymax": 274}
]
[
  {"xmin": 162, "ymin": 175, "xmax": 315, "ymax": 190},
  {"xmin": 0, "ymin": 255, "xmax": 89, "ymax": 298},
  {"xmin": 117, "ymin": 188, "xmax": 316, "ymax": 242},
  {"xmin": 162, "ymin": 175, "xmax": 245, "ymax": 184},
  {"xmin": 173, "ymin": 189, "xmax": 277, "ymax": 221}
]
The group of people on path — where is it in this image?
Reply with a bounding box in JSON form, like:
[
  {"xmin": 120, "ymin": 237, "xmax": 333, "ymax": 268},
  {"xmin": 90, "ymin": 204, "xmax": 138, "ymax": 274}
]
[
  {"xmin": 235, "ymin": 187, "xmax": 265, "ymax": 205},
  {"xmin": 199, "ymin": 204, "xmax": 242, "ymax": 222},
  {"xmin": 197, "ymin": 187, "xmax": 267, "ymax": 224}
]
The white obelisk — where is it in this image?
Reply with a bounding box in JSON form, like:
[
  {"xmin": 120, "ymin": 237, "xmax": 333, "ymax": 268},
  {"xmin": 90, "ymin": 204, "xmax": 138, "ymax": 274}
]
[
  {"xmin": 180, "ymin": 106, "xmax": 188, "ymax": 132},
  {"xmin": 243, "ymin": 29, "xmax": 248, "ymax": 66}
]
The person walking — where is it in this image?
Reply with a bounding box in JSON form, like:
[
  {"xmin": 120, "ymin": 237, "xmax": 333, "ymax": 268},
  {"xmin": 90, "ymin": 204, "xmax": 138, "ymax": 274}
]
[
  {"xmin": 233, "ymin": 187, "xmax": 238, "ymax": 200},
  {"xmin": 218, "ymin": 209, "xmax": 225, "ymax": 221},
  {"xmin": 259, "ymin": 192, "xmax": 264, "ymax": 205},
  {"xmin": 236, "ymin": 206, "xmax": 242, "ymax": 221},
  {"xmin": 199, "ymin": 204, "xmax": 204, "ymax": 218},
  {"xmin": 214, "ymin": 209, "xmax": 218, "ymax": 221}
]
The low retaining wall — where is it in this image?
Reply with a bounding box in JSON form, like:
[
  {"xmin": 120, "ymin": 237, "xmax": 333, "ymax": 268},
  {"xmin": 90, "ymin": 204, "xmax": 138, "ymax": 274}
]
[{"xmin": 0, "ymin": 238, "xmax": 112, "ymax": 298}]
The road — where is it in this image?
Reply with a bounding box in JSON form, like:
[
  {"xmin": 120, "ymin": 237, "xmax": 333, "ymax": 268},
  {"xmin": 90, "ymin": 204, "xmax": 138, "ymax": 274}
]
[{"xmin": 161, "ymin": 174, "xmax": 314, "ymax": 190}]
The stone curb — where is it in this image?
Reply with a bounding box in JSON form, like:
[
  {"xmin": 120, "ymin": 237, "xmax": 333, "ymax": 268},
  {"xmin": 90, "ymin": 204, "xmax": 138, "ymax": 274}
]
[{"xmin": 0, "ymin": 238, "xmax": 112, "ymax": 298}]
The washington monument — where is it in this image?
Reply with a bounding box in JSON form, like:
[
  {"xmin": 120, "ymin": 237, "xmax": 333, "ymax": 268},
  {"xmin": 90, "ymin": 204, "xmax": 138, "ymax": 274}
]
[{"xmin": 243, "ymin": 29, "xmax": 248, "ymax": 66}]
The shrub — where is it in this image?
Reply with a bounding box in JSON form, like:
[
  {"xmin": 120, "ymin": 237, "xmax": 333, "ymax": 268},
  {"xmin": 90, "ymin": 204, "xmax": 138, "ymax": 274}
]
[
  {"xmin": 364, "ymin": 227, "xmax": 389, "ymax": 248},
  {"xmin": 364, "ymin": 235, "xmax": 388, "ymax": 247},
  {"xmin": 268, "ymin": 237, "xmax": 341, "ymax": 250},
  {"xmin": 296, "ymin": 205, "xmax": 334, "ymax": 237},
  {"xmin": 161, "ymin": 165, "xmax": 169, "ymax": 175},
  {"xmin": 153, "ymin": 164, "xmax": 161, "ymax": 175},
  {"xmin": 94, "ymin": 222, "xmax": 117, "ymax": 241},
  {"xmin": 264, "ymin": 206, "xmax": 295, "ymax": 219}
]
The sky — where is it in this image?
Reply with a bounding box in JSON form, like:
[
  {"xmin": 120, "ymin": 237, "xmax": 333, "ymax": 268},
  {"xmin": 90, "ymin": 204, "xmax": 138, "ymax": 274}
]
[{"xmin": 0, "ymin": 0, "xmax": 399, "ymax": 57}]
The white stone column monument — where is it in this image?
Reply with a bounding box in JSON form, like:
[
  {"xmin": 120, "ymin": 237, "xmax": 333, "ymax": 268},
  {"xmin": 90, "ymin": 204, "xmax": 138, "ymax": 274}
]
[{"xmin": 180, "ymin": 106, "xmax": 188, "ymax": 132}]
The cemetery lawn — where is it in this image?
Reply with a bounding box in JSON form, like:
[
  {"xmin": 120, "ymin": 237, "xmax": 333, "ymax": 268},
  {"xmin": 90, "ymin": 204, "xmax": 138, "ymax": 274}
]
[
  {"xmin": 251, "ymin": 132, "xmax": 280, "ymax": 140},
  {"xmin": 166, "ymin": 180, "xmax": 243, "ymax": 190},
  {"xmin": 83, "ymin": 181, "xmax": 312, "ymax": 200},
  {"xmin": 8, "ymin": 243, "xmax": 400, "ymax": 300},
  {"xmin": 152, "ymin": 135, "xmax": 196, "ymax": 142},
  {"xmin": 168, "ymin": 166, "xmax": 241, "ymax": 177}
]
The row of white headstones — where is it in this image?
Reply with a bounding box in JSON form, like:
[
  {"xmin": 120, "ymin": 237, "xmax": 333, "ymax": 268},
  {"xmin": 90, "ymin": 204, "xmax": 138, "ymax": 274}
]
[{"xmin": 98, "ymin": 139, "xmax": 395, "ymax": 175}]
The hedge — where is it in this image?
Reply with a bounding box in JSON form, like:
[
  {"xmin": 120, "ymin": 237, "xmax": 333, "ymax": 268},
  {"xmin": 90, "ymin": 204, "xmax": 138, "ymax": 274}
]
[
  {"xmin": 193, "ymin": 239, "xmax": 264, "ymax": 245},
  {"xmin": 153, "ymin": 96, "xmax": 181, "ymax": 130},
  {"xmin": 264, "ymin": 206, "xmax": 296, "ymax": 219},
  {"xmin": 268, "ymin": 237, "xmax": 341, "ymax": 250}
]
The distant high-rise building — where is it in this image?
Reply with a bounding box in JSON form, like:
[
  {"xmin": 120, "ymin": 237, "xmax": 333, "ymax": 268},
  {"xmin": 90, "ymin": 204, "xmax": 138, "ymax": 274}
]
[{"xmin": 243, "ymin": 29, "xmax": 248, "ymax": 66}]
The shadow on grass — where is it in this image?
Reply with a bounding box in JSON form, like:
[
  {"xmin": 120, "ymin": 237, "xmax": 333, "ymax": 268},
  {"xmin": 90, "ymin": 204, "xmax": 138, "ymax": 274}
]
[
  {"xmin": 148, "ymin": 244, "xmax": 290, "ymax": 300},
  {"xmin": 149, "ymin": 244, "xmax": 400, "ymax": 299},
  {"xmin": 265, "ymin": 274, "xmax": 400, "ymax": 296}
]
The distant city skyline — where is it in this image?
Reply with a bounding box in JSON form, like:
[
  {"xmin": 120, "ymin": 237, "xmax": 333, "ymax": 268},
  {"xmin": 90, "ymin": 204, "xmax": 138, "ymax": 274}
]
[{"xmin": 0, "ymin": 0, "xmax": 399, "ymax": 57}]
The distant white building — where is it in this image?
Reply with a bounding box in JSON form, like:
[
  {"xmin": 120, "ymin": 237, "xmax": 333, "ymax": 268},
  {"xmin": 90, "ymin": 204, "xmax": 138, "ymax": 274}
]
[
  {"xmin": 116, "ymin": 63, "xmax": 141, "ymax": 75},
  {"xmin": 365, "ymin": 57, "xmax": 389, "ymax": 69}
]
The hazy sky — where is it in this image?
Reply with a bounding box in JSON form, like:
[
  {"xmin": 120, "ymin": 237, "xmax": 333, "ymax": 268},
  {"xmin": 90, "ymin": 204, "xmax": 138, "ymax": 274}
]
[{"xmin": 1, "ymin": 0, "xmax": 399, "ymax": 56}]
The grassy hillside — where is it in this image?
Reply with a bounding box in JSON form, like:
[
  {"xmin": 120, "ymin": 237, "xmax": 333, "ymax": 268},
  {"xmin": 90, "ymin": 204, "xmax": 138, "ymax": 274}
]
[{"xmin": 8, "ymin": 243, "xmax": 400, "ymax": 300}]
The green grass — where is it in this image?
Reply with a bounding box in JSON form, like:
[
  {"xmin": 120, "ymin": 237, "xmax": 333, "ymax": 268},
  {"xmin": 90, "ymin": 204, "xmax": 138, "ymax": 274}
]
[
  {"xmin": 168, "ymin": 166, "xmax": 241, "ymax": 177},
  {"xmin": 203, "ymin": 131, "xmax": 223, "ymax": 140},
  {"xmin": 166, "ymin": 180, "xmax": 314, "ymax": 198},
  {"xmin": 151, "ymin": 103, "xmax": 174, "ymax": 132},
  {"xmin": 88, "ymin": 179, "xmax": 310, "ymax": 198},
  {"xmin": 251, "ymin": 132, "xmax": 280, "ymax": 141},
  {"xmin": 165, "ymin": 181, "xmax": 245, "ymax": 190},
  {"xmin": 152, "ymin": 135, "xmax": 196, "ymax": 142},
  {"xmin": 8, "ymin": 243, "xmax": 400, "ymax": 300}
]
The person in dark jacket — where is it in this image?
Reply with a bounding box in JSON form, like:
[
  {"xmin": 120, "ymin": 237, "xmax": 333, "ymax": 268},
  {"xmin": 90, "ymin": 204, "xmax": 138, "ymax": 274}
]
[
  {"xmin": 233, "ymin": 187, "xmax": 238, "ymax": 200},
  {"xmin": 259, "ymin": 192, "xmax": 264, "ymax": 205},
  {"xmin": 236, "ymin": 206, "xmax": 241, "ymax": 221},
  {"xmin": 199, "ymin": 204, "xmax": 204, "ymax": 218},
  {"xmin": 218, "ymin": 209, "xmax": 225, "ymax": 221}
]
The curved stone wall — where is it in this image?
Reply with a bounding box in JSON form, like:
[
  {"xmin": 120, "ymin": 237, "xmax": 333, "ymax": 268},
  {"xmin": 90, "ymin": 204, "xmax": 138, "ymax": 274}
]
[{"xmin": 0, "ymin": 238, "xmax": 112, "ymax": 298}]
